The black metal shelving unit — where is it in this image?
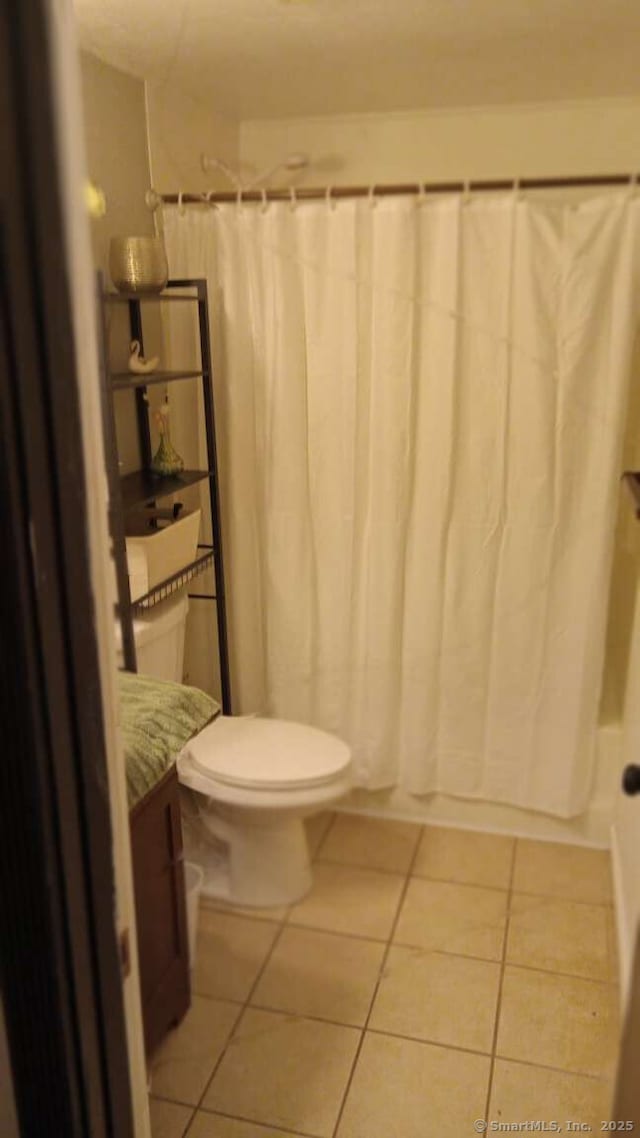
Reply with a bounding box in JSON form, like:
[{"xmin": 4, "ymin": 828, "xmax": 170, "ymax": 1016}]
[{"xmin": 101, "ymin": 278, "xmax": 232, "ymax": 713}]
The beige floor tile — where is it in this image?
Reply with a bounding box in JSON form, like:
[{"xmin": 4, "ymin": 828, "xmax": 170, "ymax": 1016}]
[
  {"xmin": 150, "ymin": 997, "xmax": 241, "ymax": 1106},
  {"xmin": 187, "ymin": 1111, "xmax": 309, "ymax": 1137},
  {"xmin": 394, "ymin": 877, "xmax": 508, "ymax": 961},
  {"xmin": 507, "ymin": 894, "xmax": 610, "ymax": 980},
  {"xmin": 194, "ymin": 911, "xmax": 280, "ymax": 1002},
  {"xmin": 413, "ymin": 826, "xmax": 514, "ymax": 889},
  {"xmin": 318, "ymin": 813, "xmax": 421, "ymax": 873},
  {"xmin": 252, "ymin": 926, "xmax": 385, "ymax": 1026},
  {"xmin": 287, "ymin": 862, "xmax": 405, "ymax": 941},
  {"xmin": 497, "ymin": 966, "xmax": 620, "ymax": 1078},
  {"xmin": 336, "ymin": 1031, "xmax": 490, "ymax": 1138},
  {"xmin": 369, "ymin": 946, "xmax": 500, "ymax": 1052},
  {"xmin": 204, "ymin": 1008, "xmax": 360, "ymax": 1137},
  {"xmin": 513, "ymin": 840, "xmax": 612, "ymax": 904},
  {"xmin": 489, "ymin": 1059, "xmax": 613, "ymax": 1131},
  {"xmin": 149, "ymin": 1097, "xmax": 193, "ymax": 1138},
  {"xmin": 306, "ymin": 812, "xmax": 335, "ymax": 859}
]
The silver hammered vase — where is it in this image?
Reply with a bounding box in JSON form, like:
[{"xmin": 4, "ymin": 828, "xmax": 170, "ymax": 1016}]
[{"xmin": 109, "ymin": 236, "xmax": 169, "ymax": 294}]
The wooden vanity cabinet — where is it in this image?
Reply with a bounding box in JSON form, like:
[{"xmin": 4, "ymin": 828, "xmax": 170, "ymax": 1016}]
[{"xmin": 129, "ymin": 766, "xmax": 190, "ymax": 1054}]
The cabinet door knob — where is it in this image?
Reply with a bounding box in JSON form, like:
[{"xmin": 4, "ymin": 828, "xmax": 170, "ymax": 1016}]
[{"xmin": 622, "ymin": 764, "xmax": 640, "ymax": 796}]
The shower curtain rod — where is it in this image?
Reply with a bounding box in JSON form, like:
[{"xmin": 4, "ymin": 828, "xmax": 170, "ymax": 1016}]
[{"xmin": 149, "ymin": 174, "xmax": 637, "ymax": 208}]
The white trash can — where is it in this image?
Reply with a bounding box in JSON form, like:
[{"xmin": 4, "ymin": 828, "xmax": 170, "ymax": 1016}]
[{"xmin": 184, "ymin": 860, "xmax": 204, "ymax": 968}]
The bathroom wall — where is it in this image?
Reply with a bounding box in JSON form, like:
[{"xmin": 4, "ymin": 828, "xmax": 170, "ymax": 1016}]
[
  {"xmin": 240, "ymin": 97, "xmax": 640, "ymax": 186},
  {"xmin": 80, "ymin": 54, "xmax": 234, "ymax": 703},
  {"xmin": 80, "ymin": 51, "xmax": 155, "ymax": 473},
  {"xmin": 146, "ymin": 81, "xmax": 239, "ymax": 194},
  {"xmin": 67, "ymin": 35, "xmax": 151, "ymax": 1138},
  {"xmin": 80, "ymin": 53, "xmax": 153, "ymax": 275}
]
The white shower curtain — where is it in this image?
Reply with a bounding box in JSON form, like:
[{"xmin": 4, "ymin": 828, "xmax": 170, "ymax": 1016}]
[{"xmin": 163, "ymin": 191, "xmax": 640, "ymax": 817}]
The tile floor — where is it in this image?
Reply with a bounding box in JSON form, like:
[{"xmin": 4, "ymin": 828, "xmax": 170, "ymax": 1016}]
[{"xmin": 149, "ymin": 813, "xmax": 620, "ymax": 1138}]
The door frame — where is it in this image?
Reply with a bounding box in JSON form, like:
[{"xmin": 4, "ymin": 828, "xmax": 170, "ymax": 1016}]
[{"xmin": 0, "ymin": 0, "xmax": 134, "ymax": 1133}]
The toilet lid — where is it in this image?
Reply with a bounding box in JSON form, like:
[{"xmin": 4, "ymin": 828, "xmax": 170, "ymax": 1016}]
[{"xmin": 183, "ymin": 716, "xmax": 351, "ymax": 790}]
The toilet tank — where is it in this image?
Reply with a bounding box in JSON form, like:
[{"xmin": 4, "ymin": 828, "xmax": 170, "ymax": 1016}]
[{"xmin": 115, "ymin": 592, "xmax": 189, "ymax": 682}]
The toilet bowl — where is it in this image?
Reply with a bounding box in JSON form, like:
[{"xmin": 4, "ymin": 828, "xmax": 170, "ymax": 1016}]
[
  {"xmin": 178, "ymin": 716, "xmax": 352, "ymax": 907},
  {"xmin": 116, "ymin": 591, "xmax": 352, "ymax": 907}
]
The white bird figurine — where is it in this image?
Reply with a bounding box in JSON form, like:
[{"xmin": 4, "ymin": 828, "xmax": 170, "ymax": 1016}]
[{"xmin": 128, "ymin": 339, "xmax": 159, "ymax": 375}]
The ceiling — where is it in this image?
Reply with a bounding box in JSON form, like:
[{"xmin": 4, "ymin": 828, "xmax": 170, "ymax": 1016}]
[{"xmin": 74, "ymin": 0, "xmax": 640, "ymax": 120}]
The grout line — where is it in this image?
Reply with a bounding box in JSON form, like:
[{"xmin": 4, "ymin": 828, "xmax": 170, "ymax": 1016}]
[
  {"xmin": 364, "ymin": 1024, "xmax": 492, "ymax": 1060},
  {"xmin": 188, "ymin": 998, "xmax": 245, "ymax": 1117},
  {"xmin": 158, "ymin": 924, "xmax": 283, "ymax": 1128},
  {"xmin": 195, "ymin": 952, "xmax": 616, "ymax": 1035},
  {"xmin": 244, "ymin": 921, "xmax": 289, "ymax": 1006},
  {"xmin": 488, "ymin": 1051, "xmax": 617, "ymax": 1084},
  {"xmin": 186, "ymin": 905, "xmax": 294, "ymax": 1118},
  {"xmin": 170, "ymin": 815, "xmax": 361, "ymax": 1133},
  {"xmin": 200, "ymin": 906, "xmax": 289, "ymax": 926},
  {"xmin": 507, "ymin": 887, "xmax": 614, "ymax": 910},
  {"xmin": 241, "ymin": 1000, "xmax": 373, "ymax": 1035},
  {"xmin": 313, "ymin": 811, "xmax": 338, "ymax": 860},
  {"xmin": 148, "ymin": 1096, "xmax": 197, "ymax": 1137},
  {"xmin": 180, "ymin": 851, "xmax": 343, "ymax": 1136},
  {"xmin": 201, "ymin": 912, "xmax": 617, "ymax": 986},
  {"xmin": 499, "ymin": 959, "xmax": 618, "ymax": 987},
  {"xmin": 180, "ymin": 1106, "xmax": 196, "ymax": 1138},
  {"xmin": 315, "ymin": 856, "xmax": 425, "ymax": 879},
  {"xmin": 284, "ymin": 918, "xmax": 390, "ymax": 943},
  {"xmin": 195, "ymin": 1103, "xmax": 322, "ymax": 1138},
  {"xmin": 329, "ymin": 822, "xmax": 425, "ymax": 1138},
  {"xmin": 155, "ymin": 821, "xmax": 618, "ymax": 1135},
  {"xmin": 483, "ymin": 837, "xmax": 517, "ymax": 1126}
]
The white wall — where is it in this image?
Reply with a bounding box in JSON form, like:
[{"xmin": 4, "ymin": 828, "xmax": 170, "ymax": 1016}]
[
  {"xmin": 80, "ymin": 53, "xmax": 154, "ymax": 273},
  {"xmin": 80, "ymin": 52, "xmax": 155, "ymax": 474},
  {"xmin": 146, "ymin": 81, "xmax": 239, "ymax": 193},
  {"xmin": 60, "ymin": 23, "xmax": 150, "ymax": 1138},
  {"xmin": 240, "ymin": 98, "xmax": 640, "ymax": 186}
]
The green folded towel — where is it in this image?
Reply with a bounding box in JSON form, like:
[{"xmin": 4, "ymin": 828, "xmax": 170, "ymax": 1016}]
[{"xmin": 118, "ymin": 671, "xmax": 220, "ymax": 808}]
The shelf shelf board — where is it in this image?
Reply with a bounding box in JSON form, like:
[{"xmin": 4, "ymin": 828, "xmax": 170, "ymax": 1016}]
[
  {"xmin": 111, "ymin": 369, "xmax": 205, "ymax": 391},
  {"xmin": 131, "ymin": 549, "xmax": 215, "ymax": 612},
  {"xmin": 121, "ymin": 468, "xmax": 211, "ymax": 512},
  {"xmin": 104, "ymin": 292, "xmax": 199, "ymax": 304}
]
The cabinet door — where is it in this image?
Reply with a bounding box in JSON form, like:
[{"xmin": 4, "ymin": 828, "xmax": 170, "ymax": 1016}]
[{"xmin": 130, "ymin": 768, "xmax": 190, "ymax": 1054}]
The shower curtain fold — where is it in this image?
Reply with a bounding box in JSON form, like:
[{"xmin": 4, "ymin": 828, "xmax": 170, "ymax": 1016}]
[{"xmin": 163, "ymin": 191, "xmax": 640, "ymax": 818}]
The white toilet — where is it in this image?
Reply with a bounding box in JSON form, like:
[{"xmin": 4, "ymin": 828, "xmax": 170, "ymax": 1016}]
[{"xmin": 117, "ymin": 592, "xmax": 352, "ymax": 907}]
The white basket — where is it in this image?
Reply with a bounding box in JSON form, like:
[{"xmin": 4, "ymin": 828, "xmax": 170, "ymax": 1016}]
[{"xmin": 126, "ymin": 508, "xmax": 201, "ymax": 600}]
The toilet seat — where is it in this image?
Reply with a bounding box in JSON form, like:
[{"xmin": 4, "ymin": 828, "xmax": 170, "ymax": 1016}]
[{"xmin": 182, "ymin": 715, "xmax": 351, "ymax": 791}]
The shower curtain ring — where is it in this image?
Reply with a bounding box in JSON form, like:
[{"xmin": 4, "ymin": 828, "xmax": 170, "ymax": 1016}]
[
  {"xmin": 325, "ymin": 185, "xmax": 335, "ymax": 211},
  {"xmin": 417, "ymin": 182, "xmax": 427, "ymax": 207},
  {"xmin": 261, "ymin": 188, "xmax": 269, "ymax": 213},
  {"xmin": 236, "ymin": 188, "xmax": 243, "ymax": 211},
  {"xmin": 178, "ymin": 190, "xmax": 186, "ymax": 216},
  {"xmin": 368, "ymin": 184, "xmax": 378, "ymax": 208},
  {"xmin": 289, "ymin": 186, "xmax": 297, "ymax": 211},
  {"xmin": 462, "ymin": 180, "xmax": 471, "ymax": 205}
]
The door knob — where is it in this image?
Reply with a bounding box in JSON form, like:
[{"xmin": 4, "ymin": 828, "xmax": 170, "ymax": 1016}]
[{"xmin": 622, "ymin": 764, "xmax": 640, "ymax": 796}]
